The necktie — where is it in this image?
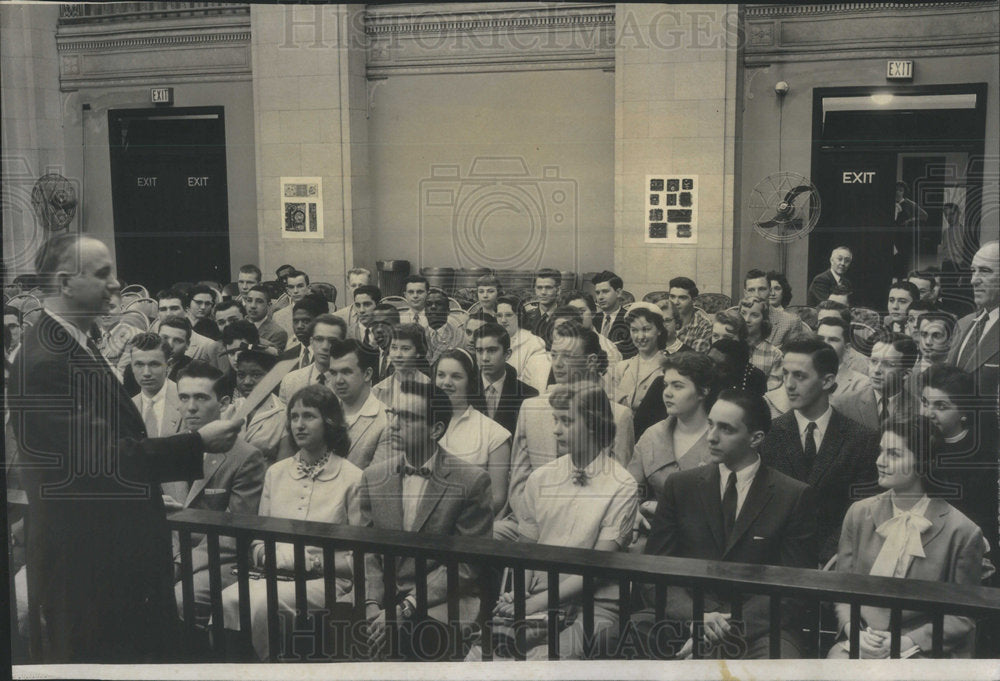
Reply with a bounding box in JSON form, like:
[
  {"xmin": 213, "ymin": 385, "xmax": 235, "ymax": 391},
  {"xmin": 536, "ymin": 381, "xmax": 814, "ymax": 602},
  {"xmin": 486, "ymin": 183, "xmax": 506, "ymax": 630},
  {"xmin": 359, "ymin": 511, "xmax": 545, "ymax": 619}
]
[
  {"xmin": 601, "ymin": 313, "xmax": 612, "ymax": 338},
  {"xmin": 397, "ymin": 463, "xmax": 430, "ymax": 477},
  {"xmin": 142, "ymin": 399, "xmax": 159, "ymax": 438},
  {"xmin": 957, "ymin": 313, "xmax": 989, "ymax": 368},
  {"xmin": 379, "ymin": 353, "xmax": 389, "ymax": 379},
  {"xmin": 879, "ymin": 396, "xmax": 889, "ymax": 425},
  {"xmin": 363, "ymin": 328, "xmax": 371, "ymax": 346},
  {"xmin": 316, "ymin": 370, "xmax": 327, "ymax": 386},
  {"xmin": 301, "ymin": 347, "xmax": 311, "ymax": 368},
  {"xmin": 802, "ymin": 421, "xmax": 817, "ymax": 472},
  {"xmin": 722, "ymin": 471, "xmax": 738, "ymax": 539},
  {"xmin": 485, "ymin": 385, "xmax": 498, "ymax": 418}
]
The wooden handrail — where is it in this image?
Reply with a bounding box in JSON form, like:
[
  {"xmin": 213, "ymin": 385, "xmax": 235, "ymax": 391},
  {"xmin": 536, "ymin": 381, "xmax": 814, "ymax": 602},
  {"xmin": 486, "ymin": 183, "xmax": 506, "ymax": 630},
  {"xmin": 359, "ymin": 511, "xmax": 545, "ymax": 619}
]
[{"xmin": 168, "ymin": 508, "xmax": 1000, "ymax": 618}]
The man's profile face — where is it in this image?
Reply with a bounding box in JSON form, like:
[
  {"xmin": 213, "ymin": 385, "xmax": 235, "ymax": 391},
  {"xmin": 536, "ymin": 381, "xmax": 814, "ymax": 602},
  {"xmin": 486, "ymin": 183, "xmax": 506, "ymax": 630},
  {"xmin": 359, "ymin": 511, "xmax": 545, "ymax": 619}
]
[
  {"xmin": 970, "ymin": 244, "xmax": 1000, "ymax": 310},
  {"xmin": 706, "ymin": 399, "xmax": 757, "ymax": 468},
  {"xmin": 668, "ymin": 287, "xmax": 694, "ymax": 316},
  {"xmin": 425, "ymin": 293, "xmax": 450, "ymax": 329},
  {"xmin": 159, "ymin": 326, "xmax": 189, "ymax": 360},
  {"xmin": 292, "ymin": 309, "xmax": 316, "ymax": 345},
  {"xmin": 782, "ymin": 352, "xmax": 832, "ymax": 413},
  {"xmin": 237, "ymin": 272, "xmax": 259, "ymax": 296},
  {"xmin": 178, "ymin": 376, "xmax": 226, "ymax": 430},
  {"xmin": 830, "ymin": 249, "xmax": 852, "ymax": 276},
  {"xmin": 158, "ymin": 297, "xmax": 184, "ymax": 321},
  {"xmin": 354, "ymin": 294, "xmax": 377, "ymax": 326},
  {"xmin": 404, "ymin": 283, "xmax": 428, "ymax": 311},
  {"xmin": 188, "ymin": 292, "xmax": 214, "ymax": 320},
  {"xmin": 744, "ymin": 276, "xmax": 769, "ymax": 301},
  {"xmin": 130, "ymin": 347, "xmax": 168, "ymax": 394},
  {"xmin": 566, "ymin": 299, "xmax": 594, "ymax": 330},
  {"xmin": 286, "ymin": 275, "xmax": 309, "ymax": 303},
  {"xmin": 550, "ymin": 334, "xmax": 588, "ymax": 385},
  {"xmin": 534, "ymin": 277, "xmax": 559, "ymax": 307},
  {"xmin": 245, "ymin": 291, "xmax": 269, "ymax": 322},
  {"xmin": 64, "ymin": 238, "xmax": 119, "ymax": 316},
  {"xmin": 214, "ymin": 307, "xmax": 243, "ymax": 334},
  {"xmin": 593, "ymin": 281, "xmax": 620, "ymax": 312}
]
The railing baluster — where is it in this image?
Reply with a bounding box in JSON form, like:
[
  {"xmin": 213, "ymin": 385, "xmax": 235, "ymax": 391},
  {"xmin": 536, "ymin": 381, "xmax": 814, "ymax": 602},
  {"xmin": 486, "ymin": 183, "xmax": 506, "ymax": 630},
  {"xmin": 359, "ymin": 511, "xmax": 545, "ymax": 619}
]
[
  {"xmin": 889, "ymin": 607, "xmax": 902, "ymax": 658},
  {"xmin": 617, "ymin": 575, "xmax": 630, "ymax": 659},
  {"xmin": 931, "ymin": 612, "xmax": 944, "ymax": 658},
  {"xmin": 352, "ymin": 547, "xmax": 366, "ymax": 622},
  {"xmin": 769, "ymin": 595, "xmax": 781, "ymax": 659},
  {"xmin": 513, "ymin": 567, "xmax": 526, "ymax": 661},
  {"xmin": 264, "ymin": 538, "xmax": 280, "ymax": 663},
  {"xmin": 414, "ymin": 557, "xmax": 428, "ymax": 620},
  {"xmin": 383, "ymin": 553, "xmax": 398, "ymax": 660},
  {"xmin": 478, "ymin": 564, "xmax": 493, "ymax": 662},
  {"xmin": 582, "ymin": 574, "xmax": 595, "ymax": 659},
  {"xmin": 849, "ymin": 602, "xmax": 860, "ymax": 660},
  {"xmin": 236, "ymin": 533, "xmax": 252, "ymax": 647},
  {"xmin": 654, "ymin": 581, "xmax": 666, "ymax": 623},
  {"xmin": 446, "ymin": 561, "xmax": 460, "ymax": 661},
  {"xmin": 691, "ymin": 588, "xmax": 704, "ymax": 660},
  {"xmin": 293, "ymin": 540, "xmax": 308, "ymax": 631},
  {"xmin": 206, "ymin": 533, "xmax": 224, "ymax": 656},
  {"xmin": 547, "ymin": 570, "xmax": 560, "ymax": 660},
  {"xmin": 323, "ymin": 545, "xmax": 337, "ymax": 662},
  {"xmin": 178, "ymin": 530, "xmax": 196, "ymax": 650}
]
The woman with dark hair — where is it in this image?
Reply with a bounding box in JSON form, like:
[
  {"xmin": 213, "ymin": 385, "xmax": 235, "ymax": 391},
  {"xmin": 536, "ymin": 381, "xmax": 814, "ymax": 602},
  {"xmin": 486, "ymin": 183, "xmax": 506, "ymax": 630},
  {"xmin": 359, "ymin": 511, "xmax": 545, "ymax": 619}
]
[
  {"xmin": 628, "ymin": 352, "xmax": 716, "ymax": 544},
  {"xmin": 766, "ymin": 271, "xmax": 793, "ymax": 310},
  {"xmin": 707, "ymin": 338, "xmax": 768, "ymax": 397},
  {"xmin": 433, "ymin": 348, "xmax": 511, "ymax": 516},
  {"xmin": 739, "ymin": 295, "xmax": 783, "ymax": 391},
  {"xmin": 920, "ymin": 365, "xmax": 999, "ymax": 551},
  {"xmin": 220, "ymin": 384, "xmax": 362, "ymax": 660},
  {"xmin": 609, "ymin": 303, "xmax": 668, "ymax": 410},
  {"xmin": 828, "ymin": 415, "xmax": 984, "ymax": 658}
]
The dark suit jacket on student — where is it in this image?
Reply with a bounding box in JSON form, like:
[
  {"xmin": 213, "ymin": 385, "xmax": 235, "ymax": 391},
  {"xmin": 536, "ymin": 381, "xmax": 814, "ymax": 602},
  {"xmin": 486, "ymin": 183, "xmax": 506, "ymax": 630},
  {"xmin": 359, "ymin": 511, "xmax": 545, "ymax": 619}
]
[
  {"xmin": 760, "ymin": 408, "xmax": 880, "ymax": 563},
  {"xmin": 594, "ymin": 307, "xmax": 637, "ymax": 359},
  {"xmin": 486, "ymin": 365, "xmax": 539, "ymax": 436},
  {"xmin": 644, "ymin": 463, "xmax": 817, "ymax": 643},
  {"xmin": 10, "ymin": 311, "xmax": 205, "ymax": 662},
  {"xmin": 806, "ymin": 270, "xmax": 851, "ymax": 307}
]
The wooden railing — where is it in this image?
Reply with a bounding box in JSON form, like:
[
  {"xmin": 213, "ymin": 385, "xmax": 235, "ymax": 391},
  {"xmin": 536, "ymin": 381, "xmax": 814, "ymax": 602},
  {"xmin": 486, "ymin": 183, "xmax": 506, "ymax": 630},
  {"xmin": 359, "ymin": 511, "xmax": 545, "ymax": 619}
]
[{"xmin": 156, "ymin": 509, "xmax": 1000, "ymax": 662}]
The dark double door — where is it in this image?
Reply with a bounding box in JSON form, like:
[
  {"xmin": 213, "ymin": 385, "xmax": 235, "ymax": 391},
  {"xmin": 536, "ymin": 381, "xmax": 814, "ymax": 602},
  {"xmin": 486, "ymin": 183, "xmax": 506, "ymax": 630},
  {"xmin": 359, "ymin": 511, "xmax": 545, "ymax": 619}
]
[{"xmin": 109, "ymin": 107, "xmax": 231, "ymax": 293}]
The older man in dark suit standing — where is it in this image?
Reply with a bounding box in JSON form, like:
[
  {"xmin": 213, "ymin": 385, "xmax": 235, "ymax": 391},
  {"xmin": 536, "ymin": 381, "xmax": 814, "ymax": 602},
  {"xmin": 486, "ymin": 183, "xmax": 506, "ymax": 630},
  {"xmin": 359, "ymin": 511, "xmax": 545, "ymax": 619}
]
[
  {"xmin": 760, "ymin": 338, "xmax": 880, "ymax": 565},
  {"xmin": 8, "ymin": 234, "xmax": 241, "ymax": 662},
  {"xmin": 947, "ymin": 241, "xmax": 999, "ymax": 404}
]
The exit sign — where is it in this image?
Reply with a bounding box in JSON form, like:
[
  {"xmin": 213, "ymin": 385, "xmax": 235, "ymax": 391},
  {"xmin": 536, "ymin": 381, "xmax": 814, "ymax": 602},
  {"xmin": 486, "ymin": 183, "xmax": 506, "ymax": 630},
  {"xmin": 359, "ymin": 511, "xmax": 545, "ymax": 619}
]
[
  {"xmin": 886, "ymin": 60, "xmax": 913, "ymax": 80},
  {"xmin": 150, "ymin": 87, "xmax": 174, "ymax": 104}
]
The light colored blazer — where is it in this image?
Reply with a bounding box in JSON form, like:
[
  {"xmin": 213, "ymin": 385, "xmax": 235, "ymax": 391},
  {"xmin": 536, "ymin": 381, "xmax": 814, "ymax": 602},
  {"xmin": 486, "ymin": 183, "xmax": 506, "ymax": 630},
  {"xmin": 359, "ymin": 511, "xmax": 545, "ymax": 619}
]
[
  {"xmin": 226, "ymin": 393, "xmax": 288, "ymax": 464},
  {"xmin": 507, "ymin": 392, "xmax": 635, "ymax": 525},
  {"xmin": 628, "ymin": 415, "xmax": 711, "ymax": 503},
  {"xmin": 508, "ymin": 329, "xmax": 550, "ymax": 393},
  {"xmin": 279, "ymin": 364, "xmax": 324, "ymax": 403},
  {"xmin": 833, "ymin": 492, "xmax": 984, "ymax": 657},
  {"xmin": 130, "ymin": 380, "xmax": 182, "ymax": 437},
  {"xmin": 610, "ymin": 356, "xmax": 663, "ymax": 411},
  {"xmin": 345, "ymin": 391, "xmax": 391, "ymax": 470},
  {"xmin": 360, "ymin": 450, "xmax": 492, "ymax": 625},
  {"xmin": 255, "ymin": 319, "xmax": 288, "ymax": 351}
]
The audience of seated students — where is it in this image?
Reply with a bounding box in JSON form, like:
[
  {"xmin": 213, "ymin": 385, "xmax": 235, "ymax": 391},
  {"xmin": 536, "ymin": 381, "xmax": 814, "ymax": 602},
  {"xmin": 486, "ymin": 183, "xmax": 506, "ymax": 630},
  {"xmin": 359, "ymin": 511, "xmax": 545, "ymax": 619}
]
[
  {"xmin": 592, "ymin": 270, "xmax": 637, "ymax": 359},
  {"xmin": 707, "ymin": 338, "xmax": 768, "ymax": 396},
  {"xmin": 920, "ymin": 365, "xmax": 999, "ymax": 554},
  {"xmin": 462, "ymin": 310, "xmax": 496, "ymax": 354},
  {"xmin": 739, "ymin": 294, "xmax": 784, "ymax": 391},
  {"xmin": 235, "ymin": 263, "xmax": 261, "ymax": 308},
  {"xmin": 170, "ymin": 361, "xmax": 266, "ymax": 626},
  {"xmin": 128, "ymin": 332, "xmax": 182, "ymax": 439},
  {"xmin": 828, "ymin": 415, "xmax": 984, "ymax": 659},
  {"xmin": 669, "ymin": 276, "xmax": 713, "ymax": 353},
  {"xmin": 158, "ymin": 315, "xmax": 195, "ymax": 382},
  {"xmin": 809, "ymin": 316, "xmax": 879, "ymax": 430},
  {"xmin": 472, "ymin": 322, "xmax": 539, "ymax": 436},
  {"xmin": 213, "ymin": 299, "xmax": 244, "ymax": 338},
  {"xmin": 522, "ymin": 268, "xmax": 562, "ymax": 346},
  {"xmin": 633, "ymin": 389, "xmax": 817, "ymax": 659},
  {"xmin": 498, "ymin": 321, "xmax": 636, "ymax": 541},
  {"xmin": 609, "ymin": 302, "xmax": 668, "ymax": 410},
  {"xmin": 272, "ymin": 269, "xmax": 312, "ymax": 339},
  {"xmin": 629, "ymin": 352, "xmax": 715, "ymax": 550},
  {"xmin": 424, "ymin": 287, "xmax": 464, "ymax": 363},
  {"xmin": 220, "ymin": 384, "xmax": 363, "ymax": 661},
  {"xmin": 347, "ymin": 284, "xmax": 381, "ymax": 345},
  {"xmin": 372, "ymin": 322, "xmax": 431, "ymax": 405},
  {"xmin": 243, "ymin": 284, "xmax": 289, "ymax": 350},
  {"xmin": 469, "ymin": 384, "xmax": 638, "ymax": 660},
  {"xmin": 475, "ymin": 274, "xmax": 501, "ymax": 316},
  {"xmin": 495, "ymin": 294, "xmax": 551, "ymax": 393},
  {"xmin": 280, "ymin": 293, "xmax": 333, "ymax": 366},
  {"xmin": 904, "ymin": 299, "xmax": 936, "ymax": 343},
  {"xmin": 400, "ymin": 274, "xmax": 430, "ymax": 327},
  {"xmin": 361, "ymin": 380, "xmax": 493, "ymax": 662},
  {"xmin": 326, "ymin": 338, "xmax": 390, "ymax": 470},
  {"xmin": 766, "ymin": 270, "xmax": 793, "ymax": 313},
  {"xmin": 279, "ymin": 314, "xmax": 347, "ymax": 402},
  {"xmin": 908, "ymin": 269, "xmax": 940, "ymax": 306},
  {"xmin": 226, "ymin": 347, "xmax": 290, "ymax": 464},
  {"xmin": 885, "ymin": 281, "xmax": 920, "ymax": 334},
  {"xmin": 868, "ymin": 331, "xmax": 920, "ymax": 427},
  {"xmin": 186, "ymin": 284, "xmax": 220, "ymax": 341},
  {"xmin": 807, "ymin": 245, "xmax": 854, "ymax": 306},
  {"xmin": 745, "ymin": 269, "xmax": 807, "ymax": 348},
  {"xmin": 155, "ymin": 287, "xmax": 218, "ymax": 364},
  {"xmin": 561, "ymin": 290, "xmax": 625, "ymax": 369},
  {"xmin": 760, "ymin": 338, "xmax": 880, "ymax": 565},
  {"xmin": 433, "ymin": 348, "xmax": 511, "ymax": 516}
]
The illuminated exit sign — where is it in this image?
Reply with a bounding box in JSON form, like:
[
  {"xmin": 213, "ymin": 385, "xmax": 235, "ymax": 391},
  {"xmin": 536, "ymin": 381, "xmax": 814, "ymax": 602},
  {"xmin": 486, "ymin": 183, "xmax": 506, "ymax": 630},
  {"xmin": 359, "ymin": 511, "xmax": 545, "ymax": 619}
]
[
  {"xmin": 886, "ymin": 60, "xmax": 913, "ymax": 80},
  {"xmin": 150, "ymin": 87, "xmax": 174, "ymax": 104}
]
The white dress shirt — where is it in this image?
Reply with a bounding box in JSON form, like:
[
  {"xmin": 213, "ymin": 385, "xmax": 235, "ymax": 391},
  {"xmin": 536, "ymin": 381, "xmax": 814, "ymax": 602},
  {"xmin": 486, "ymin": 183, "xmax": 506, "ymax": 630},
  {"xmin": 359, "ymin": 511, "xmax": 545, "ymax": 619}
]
[
  {"xmin": 793, "ymin": 404, "xmax": 833, "ymax": 453},
  {"xmin": 140, "ymin": 382, "xmax": 170, "ymax": 436},
  {"xmin": 719, "ymin": 455, "xmax": 762, "ymax": 518}
]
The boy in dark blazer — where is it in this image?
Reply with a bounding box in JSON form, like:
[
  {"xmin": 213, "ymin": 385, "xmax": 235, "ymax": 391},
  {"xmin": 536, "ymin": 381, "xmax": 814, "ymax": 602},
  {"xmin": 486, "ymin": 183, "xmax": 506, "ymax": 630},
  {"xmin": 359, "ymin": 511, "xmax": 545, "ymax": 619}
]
[{"xmin": 473, "ymin": 322, "xmax": 539, "ymax": 435}]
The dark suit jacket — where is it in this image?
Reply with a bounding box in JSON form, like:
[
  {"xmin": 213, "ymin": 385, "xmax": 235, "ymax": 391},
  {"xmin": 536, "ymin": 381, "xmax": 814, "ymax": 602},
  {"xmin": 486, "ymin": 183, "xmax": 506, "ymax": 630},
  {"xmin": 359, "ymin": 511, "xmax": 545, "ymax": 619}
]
[
  {"xmin": 360, "ymin": 450, "xmax": 492, "ymax": 624},
  {"xmin": 760, "ymin": 408, "xmax": 880, "ymax": 563},
  {"xmin": 644, "ymin": 463, "xmax": 817, "ymax": 642},
  {"xmin": 806, "ymin": 270, "xmax": 851, "ymax": 307},
  {"xmin": 486, "ymin": 365, "xmax": 539, "ymax": 435},
  {"xmin": 522, "ymin": 304, "xmax": 556, "ymax": 350},
  {"xmin": 594, "ymin": 307, "xmax": 637, "ymax": 359},
  {"xmin": 947, "ymin": 309, "xmax": 999, "ymax": 402},
  {"xmin": 9, "ymin": 311, "xmax": 205, "ymax": 662}
]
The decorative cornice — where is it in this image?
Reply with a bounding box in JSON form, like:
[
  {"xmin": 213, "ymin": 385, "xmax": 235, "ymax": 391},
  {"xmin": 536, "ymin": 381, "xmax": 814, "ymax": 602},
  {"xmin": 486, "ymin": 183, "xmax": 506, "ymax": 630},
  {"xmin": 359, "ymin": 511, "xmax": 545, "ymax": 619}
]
[
  {"xmin": 59, "ymin": 3, "xmax": 249, "ymax": 24},
  {"xmin": 744, "ymin": 2, "xmax": 996, "ymax": 17},
  {"xmin": 57, "ymin": 31, "xmax": 252, "ymax": 53},
  {"xmin": 366, "ymin": 7, "xmax": 615, "ymax": 35}
]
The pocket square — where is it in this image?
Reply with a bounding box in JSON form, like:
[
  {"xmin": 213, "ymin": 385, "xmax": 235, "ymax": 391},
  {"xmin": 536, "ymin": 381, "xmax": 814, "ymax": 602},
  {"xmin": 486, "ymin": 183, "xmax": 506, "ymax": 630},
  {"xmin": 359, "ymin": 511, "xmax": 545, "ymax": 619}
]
[
  {"xmin": 203, "ymin": 488, "xmax": 227, "ymax": 495},
  {"xmin": 753, "ymin": 536, "xmax": 766, "ymax": 540}
]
